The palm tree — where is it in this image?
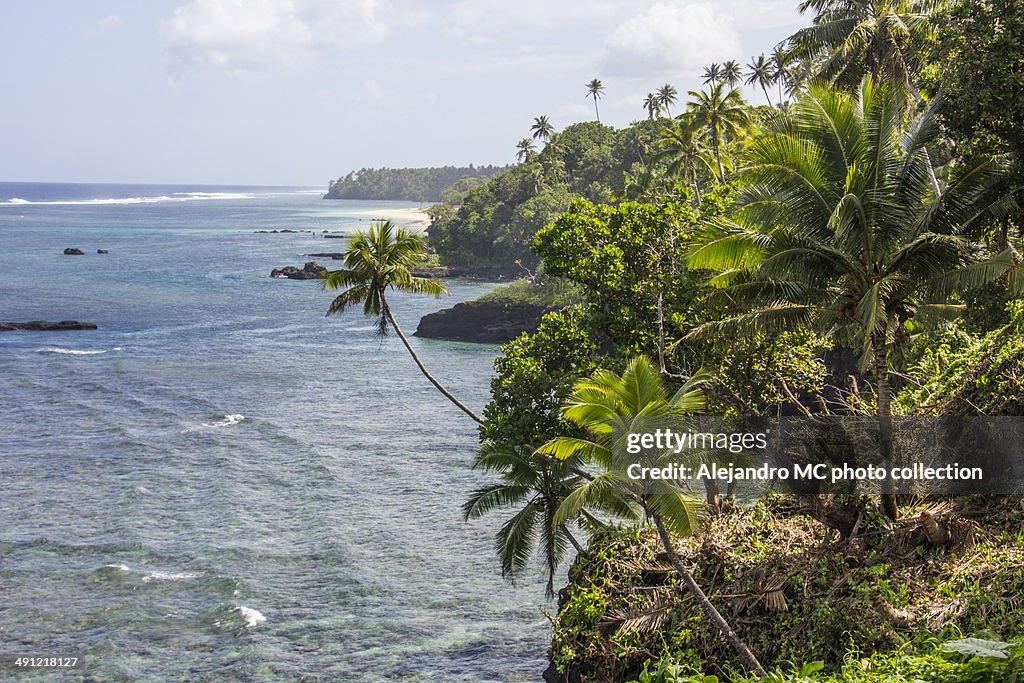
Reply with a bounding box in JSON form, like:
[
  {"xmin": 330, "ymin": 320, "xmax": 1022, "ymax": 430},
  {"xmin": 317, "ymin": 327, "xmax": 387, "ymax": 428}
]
[
  {"xmin": 745, "ymin": 54, "xmax": 776, "ymax": 106},
  {"xmin": 515, "ymin": 137, "xmax": 535, "ymax": 163},
  {"xmin": 721, "ymin": 59, "xmax": 744, "ymax": 88},
  {"xmin": 655, "ymin": 116, "xmax": 714, "ymax": 204},
  {"xmin": 701, "ymin": 63, "xmax": 722, "ymax": 86},
  {"xmin": 687, "ymin": 78, "xmax": 1009, "ymax": 520},
  {"xmin": 323, "ymin": 221, "xmax": 484, "ymax": 424},
  {"xmin": 538, "ymin": 357, "xmax": 767, "ymax": 676},
  {"xmin": 530, "ymin": 115, "xmax": 554, "ymax": 142},
  {"xmin": 464, "ymin": 441, "xmax": 591, "ymax": 597},
  {"xmin": 656, "ymin": 83, "xmax": 678, "ymax": 116},
  {"xmin": 642, "ymin": 92, "xmax": 662, "ymax": 120},
  {"xmin": 585, "ymin": 78, "xmax": 605, "ymax": 122},
  {"xmin": 686, "ymin": 83, "xmax": 749, "ymax": 184},
  {"xmin": 788, "ymin": 0, "xmax": 944, "ymax": 94},
  {"xmin": 771, "ymin": 45, "xmax": 792, "ymax": 104}
]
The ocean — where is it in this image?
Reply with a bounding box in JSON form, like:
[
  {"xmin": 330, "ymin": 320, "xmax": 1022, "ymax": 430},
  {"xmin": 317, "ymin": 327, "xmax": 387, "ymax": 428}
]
[{"xmin": 0, "ymin": 183, "xmax": 550, "ymax": 681}]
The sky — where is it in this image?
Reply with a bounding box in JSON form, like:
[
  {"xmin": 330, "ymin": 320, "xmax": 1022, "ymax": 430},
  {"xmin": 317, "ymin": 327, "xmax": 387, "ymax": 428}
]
[{"xmin": 0, "ymin": 1, "xmax": 810, "ymax": 187}]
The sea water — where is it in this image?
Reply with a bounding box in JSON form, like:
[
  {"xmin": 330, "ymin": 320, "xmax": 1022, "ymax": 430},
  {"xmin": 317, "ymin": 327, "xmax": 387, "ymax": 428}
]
[{"xmin": 0, "ymin": 183, "xmax": 548, "ymax": 681}]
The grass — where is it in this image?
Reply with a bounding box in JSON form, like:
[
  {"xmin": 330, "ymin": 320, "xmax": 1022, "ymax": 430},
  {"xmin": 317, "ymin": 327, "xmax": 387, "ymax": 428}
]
[{"xmin": 477, "ymin": 276, "xmax": 582, "ymax": 308}]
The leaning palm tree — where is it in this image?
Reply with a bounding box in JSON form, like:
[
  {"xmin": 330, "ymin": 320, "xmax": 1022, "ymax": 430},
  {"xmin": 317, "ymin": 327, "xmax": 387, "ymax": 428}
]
[
  {"xmin": 701, "ymin": 63, "xmax": 722, "ymax": 85},
  {"xmin": 721, "ymin": 59, "xmax": 744, "ymax": 88},
  {"xmin": 464, "ymin": 441, "xmax": 593, "ymax": 597},
  {"xmin": 539, "ymin": 357, "xmax": 767, "ymax": 676},
  {"xmin": 515, "ymin": 137, "xmax": 535, "ymax": 163},
  {"xmin": 656, "ymin": 83, "xmax": 678, "ymax": 116},
  {"xmin": 323, "ymin": 221, "xmax": 484, "ymax": 424},
  {"xmin": 585, "ymin": 78, "xmax": 605, "ymax": 122},
  {"xmin": 642, "ymin": 92, "xmax": 662, "ymax": 119},
  {"xmin": 745, "ymin": 54, "xmax": 776, "ymax": 106},
  {"xmin": 655, "ymin": 116, "xmax": 715, "ymax": 203},
  {"xmin": 530, "ymin": 115, "xmax": 555, "ymax": 142},
  {"xmin": 686, "ymin": 83, "xmax": 749, "ymax": 184},
  {"xmin": 687, "ymin": 78, "xmax": 1009, "ymax": 519},
  {"xmin": 788, "ymin": 0, "xmax": 945, "ymax": 95}
]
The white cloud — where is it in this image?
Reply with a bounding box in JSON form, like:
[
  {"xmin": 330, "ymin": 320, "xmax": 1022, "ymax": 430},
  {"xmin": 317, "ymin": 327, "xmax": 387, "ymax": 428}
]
[
  {"xmin": 600, "ymin": 2, "xmax": 743, "ymax": 78},
  {"xmin": 163, "ymin": 0, "xmax": 396, "ymax": 74},
  {"xmin": 445, "ymin": 0, "xmax": 621, "ymax": 41},
  {"xmin": 97, "ymin": 15, "xmax": 121, "ymax": 30}
]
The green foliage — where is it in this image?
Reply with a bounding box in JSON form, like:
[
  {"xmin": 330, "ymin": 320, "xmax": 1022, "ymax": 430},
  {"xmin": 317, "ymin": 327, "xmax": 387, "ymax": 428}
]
[
  {"xmin": 896, "ymin": 302, "xmax": 1024, "ymax": 415},
  {"xmin": 482, "ymin": 308, "xmax": 598, "ymax": 446},
  {"xmin": 924, "ymin": 0, "xmax": 1024, "ymax": 164},
  {"xmin": 428, "ymin": 121, "xmax": 662, "ymax": 267},
  {"xmin": 463, "ymin": 441, "xmax": 586, "ymax": 597},
  {"xmin": 322, "ymin": 220, "xmax": 445, "ymax": 335},
  {"xmin": 550, "ymin": 497, "xmax": 1024, "ymax": 682},
  {"xmin": 324, "ymin": 165, "xmax": 508, "ymax": 202},
  {"xmin": 688, "ymin": 78, "xmax": 1009, "ymax": 372},
  {"xmin": 537, "ymin": 356, "xmax": 707, "ymax": 538},
  {"xmin": 477, "ymin": 275, "xmax": 581, "ymax": 309},
  {"xmin": 535, "ymin": 198, "xmax": 702, "ymax": 357}
]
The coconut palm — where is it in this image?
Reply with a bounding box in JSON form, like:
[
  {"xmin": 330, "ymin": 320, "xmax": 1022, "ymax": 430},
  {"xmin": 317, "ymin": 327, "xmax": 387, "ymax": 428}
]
[
  {"xmin": 771, "ymin": 45, "xmax": 793, "ymax": 104},
  {"xmin": 586, "ymin": 78, "xmax": 605, "ymax": 123},
  {"xmin": 464, "ymin": 441, "xmax": 592, "ymax": 597},
  {"xmin": 687, "ymin": 78, "xmax": 1009, "ymax": 519},
  {"xmin": 656, "ymin": 83, "xmax": 678, "ymax": 116},
  {"xmin": 655, "ymin": 116, "xmax": 714, "ymax": 203},
  {"xmin": 721, "ymin": 60, "xmax": 744, "ymax": 88},
  {"xmin": 530, "ymin": 115, "xmax": 554, "ymax": 142},
  {"xmin": 746, "ymin": 54, "xmax": 776, "ymax": 107},
  {"xmin": 686, "ymin": 83, "xmax": 750, "ymax": 184},
  {"xmin": 538, "ymin": 357, "xmax": 767, "ymax": 676},
  {"xmin": 701, "ymin": 63, "xmax": 722, "ymax": 86},
  {"xmin": 642, "ymin": 92, "xmax": 662, "ymax": 120},
  {"xmin": 323, "ymin": 220, "xmax": 484, "ymax": 424},
  {"xmin": 788, "ymin": 0, "xmax": 945, "ymax": 94},
  {"xmin": 515, "ymin": 137, "xmax": 535, "ymax": 163}
]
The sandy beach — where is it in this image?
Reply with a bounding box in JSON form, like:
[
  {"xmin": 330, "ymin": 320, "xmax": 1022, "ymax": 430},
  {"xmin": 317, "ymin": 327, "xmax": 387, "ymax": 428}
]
[{"xmin": 344, "ymin": 206, "xmax": 432, "ymax": 229}]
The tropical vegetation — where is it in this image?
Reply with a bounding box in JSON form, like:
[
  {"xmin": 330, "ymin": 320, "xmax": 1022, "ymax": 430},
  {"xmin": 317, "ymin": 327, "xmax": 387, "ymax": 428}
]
[{"xmin": 317, "ymin": 0, "xmax": 1024, "ymax": 680}]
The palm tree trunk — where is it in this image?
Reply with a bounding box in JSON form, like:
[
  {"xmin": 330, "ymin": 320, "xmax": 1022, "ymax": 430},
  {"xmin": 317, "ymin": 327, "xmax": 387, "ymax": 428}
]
[
  {"xmin": 561, "ymin": 524, "xmax": 586, "ymax": 555},
  {"xmin": 593, "ymin": 97, "xmax": 600, "ymax": 123},
  {"xmin": 383, "ymin": 300, "xmax": 485, "ymax": 425},
  {"xmin": 872, "ymin": 334, "xmax": 898, "ymax": 521},
  {"xmin": 652, "ymin": 515, "xmax": 767, "ymax": 677},
  {"xmin": 760, "ymin": 83, "xmax": 772, "ymax": 108}
]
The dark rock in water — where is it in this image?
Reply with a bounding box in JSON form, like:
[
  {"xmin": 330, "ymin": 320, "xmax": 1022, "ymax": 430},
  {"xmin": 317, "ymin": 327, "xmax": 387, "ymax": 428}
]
[
  {"xmin": 63, "ymin": 248, "xmax": 85, "ymax": 255},
  {"xmin": 323, "ymin": 234, "xmax": 346, "ymax": 239},
  {"xmin": 307, "ymin": 252, "xmax": 345, "ymax": 259},
  {"xmin": 97, "ymin": 249, "xmax": 109, "ymax": 254},
  {"xmin": 270, "ymin": 261, "xmax": 328, "ymax": 280},
  {"xmin": 414, "ymin": 300, "xmax": 548, "ymax": 344},
  {"xmin": 0, "ymin": 320, "xmax": 98, "ymax": 331}
]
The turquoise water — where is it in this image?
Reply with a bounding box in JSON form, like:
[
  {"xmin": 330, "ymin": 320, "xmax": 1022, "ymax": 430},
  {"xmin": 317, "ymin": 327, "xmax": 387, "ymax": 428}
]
[{"xmin": 0, "ymin": 184, "xmax": 549, "ymax": 681}]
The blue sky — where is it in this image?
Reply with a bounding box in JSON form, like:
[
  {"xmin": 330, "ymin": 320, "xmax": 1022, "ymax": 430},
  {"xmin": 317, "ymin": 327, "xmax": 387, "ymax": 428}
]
[{"xmin": 0, "ymin": 1, "xmax": 808, "ymax": 186}]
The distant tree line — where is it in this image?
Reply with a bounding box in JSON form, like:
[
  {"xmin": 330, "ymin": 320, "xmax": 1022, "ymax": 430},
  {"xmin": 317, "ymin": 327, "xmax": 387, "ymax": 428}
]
[{"xmin": 324, "ymin": 165, "xmax": 509, "ymax": 202}]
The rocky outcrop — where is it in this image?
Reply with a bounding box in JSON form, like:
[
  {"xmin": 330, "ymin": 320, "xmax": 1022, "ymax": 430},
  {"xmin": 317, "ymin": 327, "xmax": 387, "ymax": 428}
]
[
  {"xmin": 63, "ymin": 248, "xmax": 85, "ymax": 255},
  {"xmin": 270, "ymin": 261, "xmax": 328, "ymax": 280},
  {"xmin": 414, "ymin": 300, "xmax": 548, "ymax": 344},
  {"xmin": 97, "ymin": 249, "xmax": 109, "ymax": 254},
  {"xmin": 0, "ymin": 320, "xmax": 98, "ymax": 331}
]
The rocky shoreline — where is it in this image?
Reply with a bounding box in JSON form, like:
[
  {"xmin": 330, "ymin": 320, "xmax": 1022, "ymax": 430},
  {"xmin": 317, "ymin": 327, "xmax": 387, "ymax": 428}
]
[{"xmin": 414, "ymin": 300, "xmax": 547, "ymax": 344}]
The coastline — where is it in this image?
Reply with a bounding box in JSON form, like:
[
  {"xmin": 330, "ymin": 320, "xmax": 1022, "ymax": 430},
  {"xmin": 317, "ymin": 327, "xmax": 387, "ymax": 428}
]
[{"xmin": 342, "ymin": 206, "xmax": 431, "ymax": 229}]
